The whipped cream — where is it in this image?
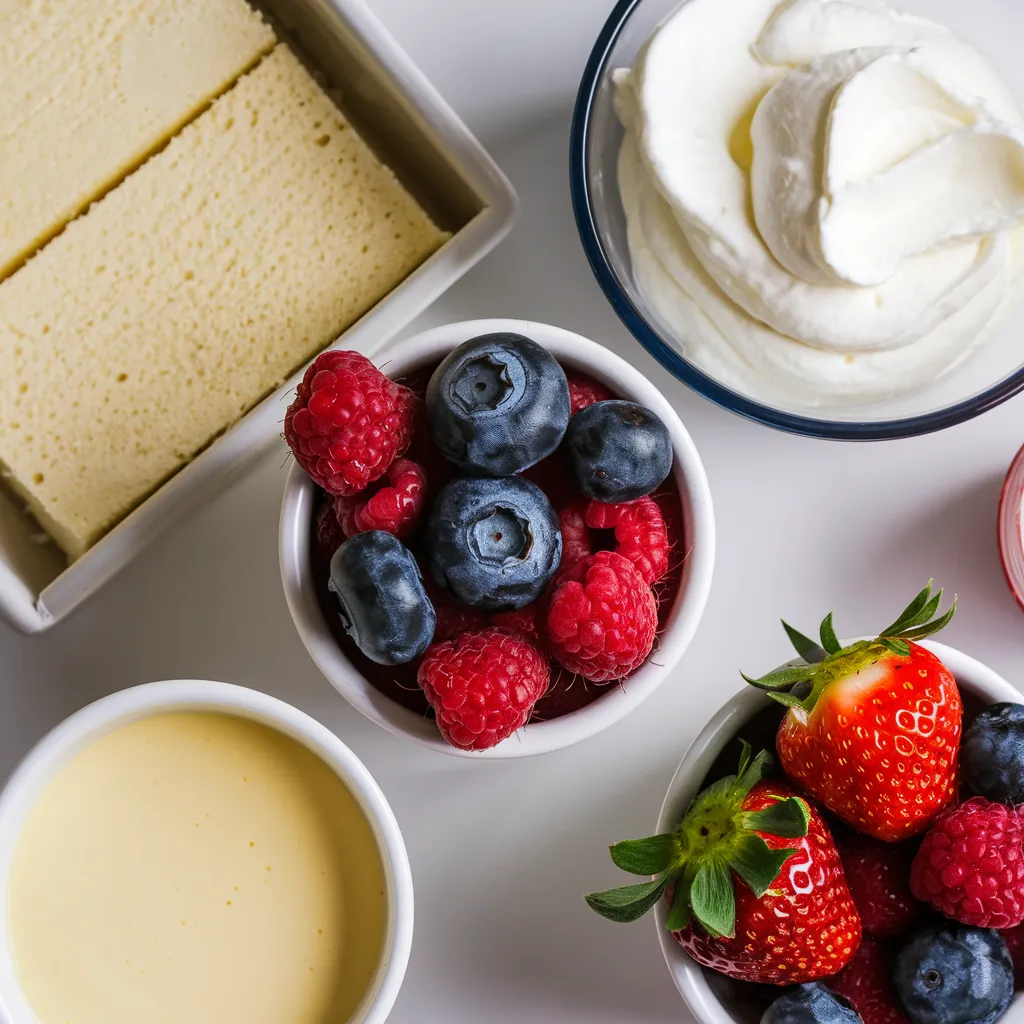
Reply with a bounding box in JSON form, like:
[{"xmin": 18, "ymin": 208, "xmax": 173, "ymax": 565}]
[{"xmin": 615, "ymin": 0, "xmax": 1024, "ymax": 406}]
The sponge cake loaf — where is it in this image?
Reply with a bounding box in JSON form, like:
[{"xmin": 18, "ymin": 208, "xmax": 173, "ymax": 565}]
[{"xmin": 0, "ymin": 45, "xmax": 448, "ymax": 559}]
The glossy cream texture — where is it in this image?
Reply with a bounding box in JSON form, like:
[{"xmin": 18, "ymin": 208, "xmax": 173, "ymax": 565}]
[
  {"xmin": 615, "ymin": 0, "xmax": 1024, "ymax": 406},
  {"xmin": 9, "ymin": 713, "xmax": 387, "ymax": 1024}
]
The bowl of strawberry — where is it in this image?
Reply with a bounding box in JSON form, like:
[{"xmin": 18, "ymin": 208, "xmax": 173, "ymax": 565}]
[
  {"xmin": 279, "ymin": 318, "xmax": 715, "ymax": 757},
  {"xmin": 586, "ymin": 583, "xmax": 1024, "ymax": 1024}
]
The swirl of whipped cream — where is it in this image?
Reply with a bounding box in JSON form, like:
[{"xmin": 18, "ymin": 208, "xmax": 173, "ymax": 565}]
[{"xmin": 615, "ymin": 0, "xmax": 1024, "ymax": 405}]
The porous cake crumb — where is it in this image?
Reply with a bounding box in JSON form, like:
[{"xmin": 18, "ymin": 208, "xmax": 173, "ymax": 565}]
[
  {"xmin": 0, "ymin": 0, "xmax": 275, "ymax": 281},
  {"xmin": 0, "ymin": 45, "xmax": 449, "ymax": 559}
]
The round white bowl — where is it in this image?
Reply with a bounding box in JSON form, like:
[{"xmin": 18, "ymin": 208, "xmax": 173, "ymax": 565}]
[
  {"xmin": 0, "ymin": 681, "xmax": 413, "ymax": 1024},
  {"xmin": 280, "ymin": 317, "xmax": 716, "ymax": 758},
  {"xmin": 654, "ymin": 641, "xmax": 1024, "ymax": 1024}
]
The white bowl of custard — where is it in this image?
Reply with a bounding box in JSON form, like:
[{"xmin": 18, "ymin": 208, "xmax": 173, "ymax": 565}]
[{"xmin": 0, "ymin": 681, "xmax": 413, "ymax": 1024}]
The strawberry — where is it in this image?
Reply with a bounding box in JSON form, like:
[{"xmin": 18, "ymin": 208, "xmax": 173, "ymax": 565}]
[
  {"xmin": 837, "ymin": 833, "xmax": 923, "ymax": 938},
  {"xmin": 744, "ymin": 582, "xmax": 961, "ymax": 842},
  {"xmin": 586, "ymin": 743, "xmax": 861, "ymax": 984},
  {"xmin": 829, "ymin": 937, "xmax": 911, "ymax": 1024}
]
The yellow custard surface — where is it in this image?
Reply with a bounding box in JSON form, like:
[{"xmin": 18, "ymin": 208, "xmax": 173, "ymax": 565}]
[{"xmin": 8, "ymin": 712, "xmax": 388, "ymax": 1024}]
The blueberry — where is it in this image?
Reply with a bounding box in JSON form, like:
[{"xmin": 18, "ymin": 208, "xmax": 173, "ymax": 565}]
[
  {"xmin": 563, "ymin": 400, "xmax": 672, "ymax": 502},
  {"xmin": 962, "ymin": 703, "xmax": 1024, "ymax": 804},
  {"xmin": 893, "ymin": 925, "xmax": 1013, "ymax": 1024},
  {"xmin": 761, "ymin": 984, "xmax": 862, "ymax": 1024},
  {"xmin": 424, "ymin": 476, "xmax": 561, "ymax": 611},
  {"xmin": 328, "ymin": 531, "xmax": 435, "ymax": 665},
  {"xmin": 426, "ymin": 333, "xmax": 571, "ymax": 476}
]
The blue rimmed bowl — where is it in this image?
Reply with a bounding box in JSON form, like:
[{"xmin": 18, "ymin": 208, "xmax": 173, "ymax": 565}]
[{"xmin": 570, "ymin": 0, "xmax": 1024, "ymax": 440}]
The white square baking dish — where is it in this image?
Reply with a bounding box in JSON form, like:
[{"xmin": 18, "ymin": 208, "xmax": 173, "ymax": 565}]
[{"xmin": 0, "ymin": 0, "xmax": 517, "ymax": 634}]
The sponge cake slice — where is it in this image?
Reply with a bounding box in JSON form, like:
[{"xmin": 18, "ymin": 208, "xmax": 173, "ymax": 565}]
[
  {"xmin": 0, "ymin": 44, "xmax": 449, "ymax": 559},
  {"xmin": 0, "ymin": 0, "xmax": 275, "ymax": 282}
]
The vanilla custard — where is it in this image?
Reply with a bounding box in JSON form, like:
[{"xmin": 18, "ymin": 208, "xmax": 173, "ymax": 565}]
[{"xmin": 8, "ymin": 712, "xmax": 388, "ymax": 1024}]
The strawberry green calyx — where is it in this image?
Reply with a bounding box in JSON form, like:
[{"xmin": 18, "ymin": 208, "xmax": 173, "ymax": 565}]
[
  {"xmin": 743, "ymin": 580, "xmax": 956, "ymax": 713},
  {"xmin": 584, "ymin": 742, "xmax": 809, "ymax": 939}
]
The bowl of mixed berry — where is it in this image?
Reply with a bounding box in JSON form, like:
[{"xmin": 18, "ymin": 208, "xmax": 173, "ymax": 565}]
[
  {"xmin": 586, "ymin": 582, "xmax": 1024, "ymax": 1023},
  {"xmin": 279, "ymin": 319, "xmax": 716, "ymax": 757}
]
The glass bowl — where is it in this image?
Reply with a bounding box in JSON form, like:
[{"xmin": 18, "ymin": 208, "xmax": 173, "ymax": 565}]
[{"xmin": 570, "ymin": 0, "xmax": 1024, "ymax": 439}]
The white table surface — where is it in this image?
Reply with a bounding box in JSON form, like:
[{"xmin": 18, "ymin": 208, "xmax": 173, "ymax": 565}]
[{"xmin": 3, "ymin": 0, "xmax": 1024, "ymax": 1020}]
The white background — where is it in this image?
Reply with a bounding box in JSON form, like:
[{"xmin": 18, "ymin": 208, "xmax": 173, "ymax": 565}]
[{"xmin": 3, "ymin": 0, "xmax": 1024, "ymax": 1020}]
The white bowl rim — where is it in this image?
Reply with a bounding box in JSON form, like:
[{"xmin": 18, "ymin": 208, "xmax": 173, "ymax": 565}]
[
  {"xmin": 0, "ymin": 680, "xmax": 414, "ymax": 1024},
  {"xmin": 279, "ymin": 317, "xmax": 717, "ymax": 759},
  {"xmin": 652, "ymin": 639, "xmax": 1024, "ymax": 1024}
]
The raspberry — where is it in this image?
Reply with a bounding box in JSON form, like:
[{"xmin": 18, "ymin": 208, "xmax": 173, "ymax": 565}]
[
  {"xmin": 567, "ymin": 373, "xmax": 612, "ymax": 415},
  {"xmin": 557, "ymin": 501, "xmax": 592, "ymax": 571},
  {"xmin": 838, "ymin": 834, "xmax": 924, "ymax": 938},
  {"xmin": 557, "ymin": 498, "xmax": 669, "ymax": 584},
  {"xmin": 532, "ymin": 673, "xmax": 603, "ymax": 720},
  {"xmin": 829, "ymin": 938, "xmax": 910, "ymax": 1024},
  {"xmin": 583, "ymin": 498, "xmax": 669, "ymax": 584},
  {"xmin": 910, "ymin": 797, "xmax": 1024, "ymax": 929},
  {"xmin": 333, "ymin": 458, "xmax": 427, "ymax": 539},
  {"xmin": 545, "ymin": 551, "xmax": 657, "ymax": 683},
  {"xmin": 417, "ymin": 628, "xmax": 550, "ymax": 750},
  {"xmin": 315, "ymin": 497, "xmax": 347, "ymax": 560},
  {"xmin": 489, "ymin": 602, "xmax": 544, "ymax": 641},
  {"xmin": 1000, "ymin": 923, "xmax": 1024, "ymax": 988},
  {"xmin": 421, "ymin": 574, "xmax": 487, "ymax": 642},
  {"xmin": 433, "ymin": 605, "xmax": 487, "ymax": 643},
  {"xmin": 284, "ymin": 350, "xmax": 418, "ymax": 497}
]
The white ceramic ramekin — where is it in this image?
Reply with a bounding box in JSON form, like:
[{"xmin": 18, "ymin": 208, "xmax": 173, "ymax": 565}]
[
  {"xmin": 653, "ymin": 641, "xmax": 1023, "ymax": 1024},
  {"xmin": 0, "ymin": 681, "xmax": 413, "ymax": 1024},
  {"xmin": 999, "ymin": 443, "xmax": 1024, "ymax": 613},
  {"xmin": 280, "ymin": 318, "xmax": 716, "ymax": 759}
]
